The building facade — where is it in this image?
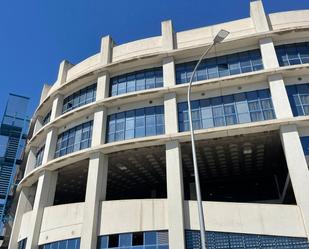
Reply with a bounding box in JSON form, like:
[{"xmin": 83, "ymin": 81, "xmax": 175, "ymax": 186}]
[
  {"xmin": 9, "ymin": 1, "xmax": 309, "ymax": 248},
  {"xmin": 0, "ymin": 94, "xmax": 29, "ymax": 248}
]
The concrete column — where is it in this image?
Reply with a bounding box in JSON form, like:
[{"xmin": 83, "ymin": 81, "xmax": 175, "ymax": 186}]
[
  {"xmin": 166, "ymin": 140, "xmax": 186, "ymax": 249},
  {"xmin": 100, "ymin": 36, "xmax": 114, "ymax": 65},
  {"xmin": 280, "ymin": 124, "xmax": 309, "ymax": 239},
  {"xmin": 161, "ymin": 20, "xmax": 175, "ymax": 50},
  {"xmin": 33, "ymin": 116, "xmax": 43, "ymax": 134},
  {"xmin": 164, "ymin": 93, "xmax": 178, "ymax": 134},
  {"xmin": 8, "ymin": 187, "xmax": 35, "ymax": 249},
  {"xmin": 42, "ymin": 127, "xmax": 58, "ymax": 164},
  {"xmin": 25, "ymin": 170, "xmax": 58, "ymax": 249},
  {"xmin": 250, "ymin": 0, "xmax": 270, "ymax": 33},
  {"xmin": 39, "ymin": 84, "xmax": 52, "ymax": 105},
  {"xmin": 163, "ymin": 57, "xmax": 176, "ymax": 88},
  {"xmin": 259, "ymin": 37, "xmax": 279, "ymax": 70},
  {"xmin": 50, "ymin": 94, "xmax": 63, "ymax": 121},
  {"xmin": 91, "ymin": 107, "xmax": 107, "ymax": 147},
  {"xmin": 268, "ymin": 74, "xmax": 293, "ymax": 119},
  {"xmin": 97, "ymin": 71, "xmax": 110, "ymax": 101},
  {"xmin": 57, "ymin": 60, "xmax": 73, "ymax": 86},
  {"xmin": 80, "ymin": 152, "xmax": 108, "ymax": 249},
  {"xmin": 24, "ymin": 146, "xmax": 38, "ymax": 175}
]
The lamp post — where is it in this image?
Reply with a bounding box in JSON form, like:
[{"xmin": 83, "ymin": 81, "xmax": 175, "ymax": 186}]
[{"xmin": 187, "ymin": 29, "xmax": 229, "ymax": 249}]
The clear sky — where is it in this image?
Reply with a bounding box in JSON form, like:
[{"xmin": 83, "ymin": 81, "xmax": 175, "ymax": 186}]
[{"xmin": 0, "ymin": 0, "xmax": 308, "ymax": 118}]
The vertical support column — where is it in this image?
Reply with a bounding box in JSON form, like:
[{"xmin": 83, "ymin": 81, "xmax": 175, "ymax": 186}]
[
  {"xmin": 163, "ymin": 57, "xmax": 176, "ymax": 88},
  {"xmin": 100, "ymin": 36, "xmax": 114, "ymax": 65},
  {"xmin": 280, "ymin": 124, "xmax": 309, "ymax": 239},
  {"xmin": 39, "ymin": 84, "xmax": 52, "ymax": 105},
  {"xmin": 92, "ymin": 107, "xmax": 107, "ymax": 147},
  {"xmin": 259, "ymin": 37, "xmax": 279, "ymax": 70},
  {"xmin": 250, "ymin": 0, "xmax": 270, "ymax": 33},
  {"xmin": 50, "ymin": 94, "xmax": 63, "ymax": 121},
  {"xmin": 25, "ymin": 170, "xmax": 58, "ymax": 249},
  {"xmin": 8, "ymin": 187, "xmax": 35, "ymax": 249},
  {"xmin": 42, "ymin": 127, "xmax": 58, "ymax": 165},
  {"xmin": 56, "ymin": 60, "xmax": 73, "ymax": 86},
  {"xmin": 24, "ymin": 147, "xmax": 38, "ymax": 175},
  {"xmin": 166, "ymin": 140, "xmax": 186, "ymax": 249},
  {"xmin": 97, "ymin": 71, "xmax": 110, "ymax": 101},
  {"xmin": 33, "ymin": 116, "xmax": 43, "ymax": 134},
  {"xmin": 161, "ymin": 20, "xmax": 175, "ymax": 51},
  {"xmin": 80, "ymin": 152, "xmax": 108, "ymax": 249}
]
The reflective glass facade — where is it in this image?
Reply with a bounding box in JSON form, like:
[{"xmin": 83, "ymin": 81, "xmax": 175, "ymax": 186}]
[
  {"xmin": 286, "ymin": 83, "xmax": 309, "ymax": 117},
  {"xmin": 55, "ymin": 121, "xmax": 93, "ymax": 158},
  {"xmin": 39, "ymin": 238, "xmax": 80, "ymax": 249},
  {"xmin": 62, "ymin": 84, "xmax": 97, "ymax": 114},
  {"xmin": 275, "ymin": 42, "xmax": 309, "ymax": 67},
  {"xmin": 35, "ymin": 145, "xmax": 45, "ymax": 167},
  {"xmin": 178, "ymin": 89, "xmax": 275, "ymax": 132},
  {"xmin": 97, "ymin": 231, "xmax": 168, "ymax": 249},
  {"xmin": 110, "ymin": 67, "xmax": 163, "ymax": 97},
  {"xmin": 107, "ymin": 106, "xmax": 164, "ymax": 142},
  {"xmin": 185, "ymin": 230, "xmax": 309, "ymax": 249},
  {"xmin": 17, "ymin": 239, "xmax": 27, "ymax": 249},
  {"xmin": 175, "ymin": 49, "xmax": 263, "ymax": 84}
]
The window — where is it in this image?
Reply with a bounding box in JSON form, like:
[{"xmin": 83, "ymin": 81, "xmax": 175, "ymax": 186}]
[
  {"xmin": 0, "ymin": 135, "xmax": 9, "ymax": 157},
  {"xmin": 175, "ymin": 49, "xmax": 263, "ymax": 84},
  {"xmin": 286, "ymin": 83, "xmax": 309, "ymax": 116},
  {"xmin": 110, "ymin": 68, "xmax": 163, "ymax": 96},
  {"xmin": 97, "ymin": 231, "xmax": 168, "ymax": 249},
  {"xmin": 42, "ymin": 111, "xmax": 51, "ymax": 125},
  {"xmin": 276, "ymin": 42, "xmax": 309, "ymax": 67},
  {"xmin": 17, "ymin": 239, "xmax": 27, "ymax": 249},
  {"xmin": 301, "ymin": 137, "xmax": 309, "ymax": 156},
  {"xmin": 55, "ymin": 121, "xmax": 93, "ymax": 158},
  {"xmin": 178, "ymin": 89, "xmax": 275, "ymax": 132},
  {"xmin": 35, "ymin": 145, "xmax": 45, "ymax": 167},
  {"xmin": 107, "ymin": 106, "xmax": 164, "ymax": 143},
  {"xmin": 62, "ymin": 84, "xmax": 97, "ymax": 113},
  {"xmin": 39, "ymin": 238, "xmax": 80, "ymax": 249}
]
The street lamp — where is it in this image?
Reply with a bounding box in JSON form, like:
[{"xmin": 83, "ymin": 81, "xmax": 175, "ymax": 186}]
[{"xmin": 187, "ymin": 29, "xmax": 229, "ymax": 249}]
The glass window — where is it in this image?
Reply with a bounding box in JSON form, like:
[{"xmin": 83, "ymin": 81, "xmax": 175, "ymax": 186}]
[
  {"xmin": 108, "ymin": 234, "xmax": 119, "ymax": 248},
  {"xmin": 62, "ymin": 84, "xmax": 97, "ymax": 113},
  {"xmin": 178, "ymin": 89, "xmax": 275, "ymax": 132},
  {"xmin": 301, "ymin": 136, "xmax": 309, "ymax": 155},
  {"xmin": 106, "ymin": 106, "xmax": 165, "ymax": 143},
  {"xmin": 40, "ymin": 238, "xmax": 80, "ymax": 249},
  {"xmin": 176, "ymin": 49, "xmax": 263, "ymax": 84},
  {"xmin": 132, "ymin": 232, "xmax": 144, "ymax": 246},
  {"xmin": 110, "ymin": 67, "xmax": 163, "ymax": 96},
  {"xmin": 287, "ymin": 83, "xmax": 309, "ymax": 116},
  {"xmin": 42, "ymin": 111, "xmax": 51, "ymax": 125},
  {"xmin": 55, "ymin": 121, "xmax": 93, "ymax": 158},
  {"xmin": 276, "ymin": 42, "xmax": 309, "ymax": 67},
  {"xmin": 35, "ymin": 145, "xmax": 45, "ymax": 167}
]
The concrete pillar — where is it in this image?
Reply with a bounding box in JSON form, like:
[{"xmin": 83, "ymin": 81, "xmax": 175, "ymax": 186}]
[
  {"xmin": 33, "ymin": 116, "xmax": 43, "ymax": 134},
  {"xmin": 24, "ymin": 146, "xmax": 38, "ymax": 175},
  {"xmin": 80, "ymin": 152, "xmax": 108, "ymax": 249},
  {"xmin": 280, "ymin": 124, "xmax": 309, "ymax": 239},
  {"xmin": 164, "ymin": 93, "xmax": 178, "ymax": 134},
  {"xmin": 8, "ymin": 187, "xmax": 35, "ymax": 249},
  {"xmin": 92, "ymin": 107, "xmax": 107, "ymax": 147},
  {"xmin": 50, "ymin": 94, "xmax": 63, "ymax": 121},
  {"xmin": 166, "ymin": 140, "xmax": 186, "ymax": 249},
  {"xmin": 42, "ymin": 127, "xmax": 58, "ymax": 164},
  {"xmin": 57, "ymin": 60, "xmax": 73, "ymax": 86},
  {"xmin": 39, "ymin": 84, "xmax": 52, "ymax": 105},
  {"xmin": 97, "ymin": 71, "xmax": 110, "ymax": 100},
  {"xmin": 259, "ymin": 37, "xmax": 279, "ymax": 70},
  {"xmin": 161, "ymin": 20, "xmax": 175, "ymax": 50},
  {"xmin": 250, "ymin": 0, "xmax": 270, "ymax": 33},
  {"xmin": 100, "ymin": 36, "xmax": 114, "ymax": 65},
  {"xmin": 25, "ymin": 170, "xmax": 58, "ymax": 249},
  {"xmin": 163, "ymin": 57, "xmax": 176, "ymax": 88},
  {"xmin": 268, "ymin": 74, "xmax": 293, "ymax": 119}
]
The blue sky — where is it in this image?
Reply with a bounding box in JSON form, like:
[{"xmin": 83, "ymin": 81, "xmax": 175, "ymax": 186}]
[{"xmin": 0, "ymin": 0, "xmax": 308, "ymax": 118}]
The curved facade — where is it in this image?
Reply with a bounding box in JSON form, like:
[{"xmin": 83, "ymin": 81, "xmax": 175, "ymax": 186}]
[{"xmin": 9, "ymin": 1, "xmax": 309, "ymax": 249}]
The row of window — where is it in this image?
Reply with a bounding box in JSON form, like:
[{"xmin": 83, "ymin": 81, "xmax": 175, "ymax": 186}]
[
  {"xmin": 39, "ymin": 238, "xmax": 80, "ymax": 249},
  {"xmin": 178, "ymin": 89, "xmax": 275, "ymax": 132},
  {"xmin": 98, "ymin": 231, "xmax": 168, "ymax": 249},
  {"xmin": 276, "ymin": 42, "xmax": 309, "ymax": 67},
  {"xmin": 36, "ymin": 83, "xmax": 309, "ymax": 162},
  {"xmin": 176, "ymin": 49, "xmax": 263, "ymax": 84},
  {"xmin": 110, "ymin": 68, "xmax": 163, "ymax": 97},
  {"xmin": 107, "ymin": 106, "xmax": 164, "ymax": 143},
  {"xmin": 186, "ymin": 230, "xmax": 309, "ymax": 249},
  {"xmin": 54, "ymin": 121, "xmax": 93, "ymax": 158}
]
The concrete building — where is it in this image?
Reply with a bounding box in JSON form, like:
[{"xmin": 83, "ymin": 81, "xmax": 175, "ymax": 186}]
[{"xmin": 9, "ymin": 1, "xmax": 309, "ymax": 248}]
